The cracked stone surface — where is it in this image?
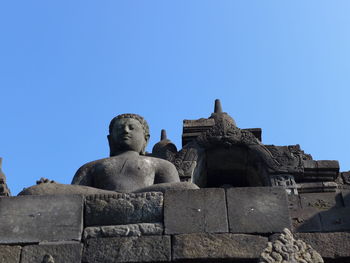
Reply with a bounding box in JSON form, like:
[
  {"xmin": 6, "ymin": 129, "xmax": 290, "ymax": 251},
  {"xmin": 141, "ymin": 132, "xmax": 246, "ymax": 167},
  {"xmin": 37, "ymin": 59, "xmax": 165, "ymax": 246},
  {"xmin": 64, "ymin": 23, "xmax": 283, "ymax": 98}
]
[
  {"xmin": 83, "ymin": 236, "xmax": 171, "ymax": 263},
  {"xmin": 164, "ymin": 188, "xmax": 228, "ymax": 234},
  {"xmin": 21, "ymin": 242, "xmax": 83, "ymax": 263},
  {"xmin": 0, "ymin": 245, "xmax": 21, "ymax": 263},
  {"xmin": 0, "ymin": 195, "xmax": 83, "ymax": 243},
  {"xmin": 83, "ymin": 223, "xmax": 163, "ymax": 239},
  {"xmin": 173, "ymin": 233, "xmax": 267, "ymax": 260}
]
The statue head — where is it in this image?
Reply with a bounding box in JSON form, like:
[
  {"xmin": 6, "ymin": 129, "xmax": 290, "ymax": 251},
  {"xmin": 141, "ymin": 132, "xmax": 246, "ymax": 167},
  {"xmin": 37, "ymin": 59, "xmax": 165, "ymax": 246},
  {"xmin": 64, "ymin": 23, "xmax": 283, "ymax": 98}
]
[{"xmin": 108, "ymin": 113, "xmax": 150, "ymax": 156}]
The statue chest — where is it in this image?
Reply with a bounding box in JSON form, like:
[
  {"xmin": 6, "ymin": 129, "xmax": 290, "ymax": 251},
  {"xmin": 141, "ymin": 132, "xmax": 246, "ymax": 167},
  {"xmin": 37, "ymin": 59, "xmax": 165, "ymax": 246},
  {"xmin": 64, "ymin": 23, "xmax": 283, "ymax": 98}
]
[{"xmin": 92, "ymin": 157, "xmax": 155, "ymax": 191}]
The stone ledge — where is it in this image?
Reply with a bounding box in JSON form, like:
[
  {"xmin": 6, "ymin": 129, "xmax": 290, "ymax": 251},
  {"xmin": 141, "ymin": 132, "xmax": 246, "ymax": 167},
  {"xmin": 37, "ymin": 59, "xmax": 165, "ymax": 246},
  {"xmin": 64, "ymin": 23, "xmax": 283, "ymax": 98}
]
[
  {"xmin": 20, "ymin": 242, "xmax": 82, "ymax": 263},
  {"xmin": 0, "ymin": 245, "xmax": 21, "ymax": 263},
  {"xmin": 83, "ymin": 223, "xmax": 163, "ymax": 239},
  {"xmin": 290, "ymin": 207, "xmax": 322, "ymax": 232},
  {"xmin": 319, "ymin": 207, "xmax": 350, "ymax": 232},
  {"xmin": 295, "ymin": 232, "xmax": 350, "ymax": 259},
  {"xmin": 83, "ymin": 236, "xmax": 171, "ymax": 263},
  {"xmin": 173, "ymin": 233, "xmax": 268, "ymax": 261}
]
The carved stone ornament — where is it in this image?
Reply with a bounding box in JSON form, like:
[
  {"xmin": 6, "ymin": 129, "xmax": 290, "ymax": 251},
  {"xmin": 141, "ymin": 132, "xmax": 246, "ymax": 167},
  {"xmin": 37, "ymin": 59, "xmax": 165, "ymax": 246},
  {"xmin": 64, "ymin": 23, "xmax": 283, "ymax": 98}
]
[
  {"xmin": 0, "ymin": 158, "xmax": 11, "ymax": 196},
  {"xmin": 42, "ymin": 254, "xmax": 55, "ymax": 263},
  {"xmin": 259, "ymin": 228, "xmax": 323, "ymax": 263},
  {"xmin": 172, "ymin": 113, "xmax": 284, "ymax": 185}
]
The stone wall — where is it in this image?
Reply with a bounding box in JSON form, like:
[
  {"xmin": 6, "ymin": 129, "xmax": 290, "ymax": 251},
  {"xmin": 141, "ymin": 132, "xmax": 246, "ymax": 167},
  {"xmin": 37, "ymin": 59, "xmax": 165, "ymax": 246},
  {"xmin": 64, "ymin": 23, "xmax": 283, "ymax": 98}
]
[{"xmin": 0, "ymin": 187, "xmax": 350, "ymax": 263}]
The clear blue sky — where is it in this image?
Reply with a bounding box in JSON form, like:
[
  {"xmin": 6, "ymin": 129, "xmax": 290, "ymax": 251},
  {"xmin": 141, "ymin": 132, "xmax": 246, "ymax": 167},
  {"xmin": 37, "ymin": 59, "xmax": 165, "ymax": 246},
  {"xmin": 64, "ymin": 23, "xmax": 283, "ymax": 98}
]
[{"xmin": 1, "ymin": 1, "xmax": 350, "ymax": 195}]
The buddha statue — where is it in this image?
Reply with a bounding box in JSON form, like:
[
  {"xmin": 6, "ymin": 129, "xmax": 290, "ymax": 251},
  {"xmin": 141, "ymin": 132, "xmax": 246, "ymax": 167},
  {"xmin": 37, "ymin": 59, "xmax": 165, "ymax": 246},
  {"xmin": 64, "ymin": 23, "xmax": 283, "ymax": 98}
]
[{"xmin": 19, "ymin": 114, "xmax": 198, "ymax": 195}]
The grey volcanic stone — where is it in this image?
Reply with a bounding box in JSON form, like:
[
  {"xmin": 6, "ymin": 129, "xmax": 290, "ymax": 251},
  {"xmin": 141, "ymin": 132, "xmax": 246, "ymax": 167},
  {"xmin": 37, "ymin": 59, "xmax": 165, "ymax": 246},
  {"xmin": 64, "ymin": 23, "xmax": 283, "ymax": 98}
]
[
  {"xmin": 85, "ymin": 192, "xmax": 163, "ymax": 226},
  {"xmin": 21, "ymin": 242, "xmax": 82, "ymax": 263},
  {"xmin": 84, "ymin": 223, "xmax": 163, "ymax": 239},
  {"xmin": 226, "ymin": 187, "xmax": 291, "ymax": 233},
  {"xmin": 0, "ymin": 195, "xmax": 83, "ymax": 244},
  {"xmin": 260, "ymin": 229, "xmax": 323, "ymax": 263},
  {"xmin": 83, "ymin": 236, "xmax": 171, "ymax": 263},
  {"xmin": 19, "ymin": 183, "xmax": 118, "ymax": 196},
  {"xmin": 164, "ymin": 188, "xmax": 228, "ymax": 234},
  {"xmin": 0, "ymin": 158, "xmax": 10, "ymax": 196},
  {"xmin": 0, "ymin": 245, "xmax": 21, "ymax": 263},
  {"xmin": 319, "ymin": 207, "xmax": 350, "ymax": 231},
  {"xmin": 173, "ymin": 233, "xmax": 267, "ymax": 260},
  {"xmin": 290, "ymin": 208, "xmax": 322, "ymax": 232},
  {"xmin": 342, "ymin": 190, "xmax": 350, "ymax": 207},
  {"xmin": 295, "ymin": 232, "xmax": 350, "ymax": 259},
  {"xmin": 299, "ymin": 192, "xmax": 342, "ymax": 209}
]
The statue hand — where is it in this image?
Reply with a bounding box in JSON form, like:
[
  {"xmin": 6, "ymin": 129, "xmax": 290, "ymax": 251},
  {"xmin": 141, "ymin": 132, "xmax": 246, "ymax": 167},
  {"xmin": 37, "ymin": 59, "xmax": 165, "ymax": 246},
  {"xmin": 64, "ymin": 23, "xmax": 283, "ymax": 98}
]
[{"xmin": 36, "ymin": 177, "xmax": 56, "ymax": 185}]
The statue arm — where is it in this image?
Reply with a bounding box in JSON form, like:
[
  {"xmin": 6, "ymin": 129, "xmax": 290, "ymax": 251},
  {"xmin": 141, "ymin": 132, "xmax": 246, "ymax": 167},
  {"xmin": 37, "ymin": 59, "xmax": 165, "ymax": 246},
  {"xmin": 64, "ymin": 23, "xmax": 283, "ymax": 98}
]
[
  {"xmin": 71, "ymin": 163, "xmax": 94, "ymax": 186},
  {"xmin": 134, "ymin": 157, "xmax": 199, "ymax": 193},
  {"xmin": 154, "ymin": 159, "xmax": 180, "ymax": 184}
]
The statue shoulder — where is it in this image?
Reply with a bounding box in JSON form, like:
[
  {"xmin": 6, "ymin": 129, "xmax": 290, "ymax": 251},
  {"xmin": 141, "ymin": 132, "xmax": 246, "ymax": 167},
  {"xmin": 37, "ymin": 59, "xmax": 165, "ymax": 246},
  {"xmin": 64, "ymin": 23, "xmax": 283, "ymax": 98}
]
[
  {"xmin": 142, "ymin": 155, "xmax": 176, "ymax": 170},
  {"xmin": 142, "ymin": 156, "xmax": 179, "ymax": 183},
  {"xmin": 71, "ymin": 157, "xmax": 109, "ymax": 185}
]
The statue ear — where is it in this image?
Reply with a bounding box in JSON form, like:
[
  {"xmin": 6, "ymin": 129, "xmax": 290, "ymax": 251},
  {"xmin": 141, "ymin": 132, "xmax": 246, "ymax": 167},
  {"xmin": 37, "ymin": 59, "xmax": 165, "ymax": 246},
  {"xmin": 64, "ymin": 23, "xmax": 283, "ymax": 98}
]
[
  {"xmin": 107, "ymin": 135, "xmax": 115, "ymax": 157},
  {"xmin": 140, "ymin": 134, "xmax": 150, "ymax": 155}
]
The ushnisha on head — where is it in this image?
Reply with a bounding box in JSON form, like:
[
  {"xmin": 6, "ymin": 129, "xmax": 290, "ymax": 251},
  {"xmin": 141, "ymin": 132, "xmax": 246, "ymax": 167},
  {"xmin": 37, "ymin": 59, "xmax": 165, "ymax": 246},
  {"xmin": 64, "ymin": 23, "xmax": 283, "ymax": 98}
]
[{"xmin": 108, "ymin": 113, "xmax": 150, "ymax": 156}]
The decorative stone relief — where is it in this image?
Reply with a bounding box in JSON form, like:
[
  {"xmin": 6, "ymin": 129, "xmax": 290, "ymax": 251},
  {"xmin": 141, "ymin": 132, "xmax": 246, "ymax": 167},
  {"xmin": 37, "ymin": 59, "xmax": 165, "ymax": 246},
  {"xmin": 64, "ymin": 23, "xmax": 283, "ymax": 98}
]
[
  {"xmin": 0, "ymin": 158, "xmax": 11, "ymax": 196},
  {"xmin": 172, "ymin": 143, "xmax": 202, "ymax": 181},
  {"xmin": 270, "ymin": 174, "xmax": 298, "ymax": 195},
  {"xmin": 42, "ymin": 254, "xmax": 55, "ymax": 263},
  {"xmin": 195, "ymin": 114, "xmax": 285, "ymax": 176},
  {"xmin": 84, "ymin": 192, "xmax": 164, "ymax": 226},
  {"xmin": 266, "ymin": 145, "xmax": 308, "ymax": 175},
  {"xmin": 151, "ymin": 129, "xmax": 177, "ymax": 162},
  {"xmin": 259, "ymin": 228, "xmax": 323, "ymax": 263}
]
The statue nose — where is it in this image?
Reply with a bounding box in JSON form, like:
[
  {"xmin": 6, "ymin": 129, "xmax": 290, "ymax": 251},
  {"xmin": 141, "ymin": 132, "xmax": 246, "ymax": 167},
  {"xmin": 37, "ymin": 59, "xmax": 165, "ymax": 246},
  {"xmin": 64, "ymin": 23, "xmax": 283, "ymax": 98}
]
[{"xmin": 122, "ymin": 126, "xmax": 130, "ymax": 133}]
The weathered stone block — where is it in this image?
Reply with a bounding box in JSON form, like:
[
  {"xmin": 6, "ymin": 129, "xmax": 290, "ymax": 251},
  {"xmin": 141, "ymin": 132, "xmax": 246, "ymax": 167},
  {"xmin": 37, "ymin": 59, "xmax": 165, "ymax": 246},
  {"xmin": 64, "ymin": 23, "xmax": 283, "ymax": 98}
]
[
  {"xmin": 164, "ymin": 188, "xmax": 228, "ymax": 234},
  {"xmin": 342, "ymin": 172, "xmax": 350, "ymax": 185},
  {"xmin": 319, "ymin": 207, "xmax": 350, "ymax": 231},
  {"xmin": 20, "ymin": 242, "xmax": 83, "ymax": 263},
  {"xmin": 290, "ymin": 208, "xmax": 322, "ymax": 232},
  {"xmin": 342, "ymin": 190, "xmax": 350, "ymax": 207},
  {"xmin": 295, "ymin": 232, "xmax": 350, "ymax": 259},
  {"xmin": 317, "ymin": 160, "xmax": 339, "ymax": 171},
  {"xmin": 297, "ymin": 182, "xmax": 338, "ymax": 193},
  {"xmin": 173, "ymin": 233, "xmax": 267, "ymax": 261},
  {"xmin": 303, "ymin": 160, "xmax": 339, "ymax": 170},
  {"xmin": 0, "ymin": 245, "xmax": 21, "ymax": 263},
  {"xmin": 85, "ymin": 192, "xmax": 163, "ymax": 227},
  {"xmin": 303, "ymin": 160, "xmax": 339, "ymax": 182},
  {"xmin": 84, "ymin": 223, "xmax": 163, "ymax": 239},
  {"xmin": 300, "ymin": 192, "xmax": 342, "ymax": 210},
  {"xmin": 226, "ymin": 187, "xmax": 291, "ymax": 233},
  {"xmin": 0, "ymin": 195, "xmax": 83, "ymax": 244},
  {"xmin": 83, "ymin": 236, "xmax": 171, "ymax": 263},
  {"xmin": 243, "ymin": 128, "xmax": 262, "ymax": 141}
]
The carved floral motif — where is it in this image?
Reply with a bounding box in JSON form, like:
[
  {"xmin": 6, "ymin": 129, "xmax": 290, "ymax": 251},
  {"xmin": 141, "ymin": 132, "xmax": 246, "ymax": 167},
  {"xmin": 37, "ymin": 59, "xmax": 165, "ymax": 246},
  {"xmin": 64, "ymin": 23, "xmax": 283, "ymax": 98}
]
[{"xmin": 259, "ymin": 228, "xmax": 323, "ymax": 263}]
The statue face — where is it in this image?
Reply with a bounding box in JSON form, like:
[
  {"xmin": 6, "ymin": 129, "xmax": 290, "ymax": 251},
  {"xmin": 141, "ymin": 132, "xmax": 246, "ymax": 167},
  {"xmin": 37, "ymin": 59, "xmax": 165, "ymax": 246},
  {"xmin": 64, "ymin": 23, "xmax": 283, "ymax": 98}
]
[{"xmin": 110, "ymin": 118, "xmax": 148, "ymax": 154}]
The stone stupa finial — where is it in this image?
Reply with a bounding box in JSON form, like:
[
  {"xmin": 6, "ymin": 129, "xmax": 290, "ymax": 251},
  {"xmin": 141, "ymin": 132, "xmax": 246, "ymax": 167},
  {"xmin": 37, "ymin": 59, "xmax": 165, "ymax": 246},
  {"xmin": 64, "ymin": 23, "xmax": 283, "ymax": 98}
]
[
  {"xmin": 161, "ymin": 129, "xmax": 167, "ymax": 141},
  {"xmin": 209, "ymin": 99, "xmax": 237, "ymax": 127},
  {"xmin": 152, "ymin": 129, "xmax": 178, "ymax": 159},
  {"xmin": 214, "ymin": 99, "xmax": 223, "ymax": 113}
]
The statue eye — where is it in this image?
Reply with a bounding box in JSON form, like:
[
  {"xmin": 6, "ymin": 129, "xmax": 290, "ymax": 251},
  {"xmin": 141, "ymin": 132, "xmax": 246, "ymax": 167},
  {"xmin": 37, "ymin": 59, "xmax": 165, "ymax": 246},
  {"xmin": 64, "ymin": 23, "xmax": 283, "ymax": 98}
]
[{"xmin": 129, "ymin": 125, "xmax": 134, "ymax": 130}]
